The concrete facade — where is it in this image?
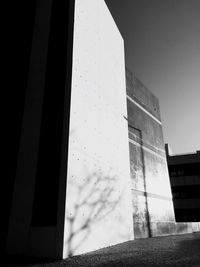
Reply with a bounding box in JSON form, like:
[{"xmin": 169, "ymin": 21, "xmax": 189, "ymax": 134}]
[
  {"xmin": 6, "ymin": 0, "xmax": 133, "ymax": 259},
  {"xmin": 126, "ymin": 68, "xmax": 176, "ymax": 238},
  {"xmin": 5, "ymin": 0, "xmax": 200, "ymax": 261},
  {"xmin": 126, "ymin": 69, "xmax": 200, "ymax": 237},
  {"xmin": 166, "ymin": 146, "xmax": 200, "ymax": 222},
  {"xmin": 63, "ymin": 0, "xmax": 133, "ymax": 257}
]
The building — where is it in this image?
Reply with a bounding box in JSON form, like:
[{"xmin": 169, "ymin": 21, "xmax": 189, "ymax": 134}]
[
  {"xmin": 126, "ymin": 71, "xmax": 200, "ymax": 239},
  {"xmin": 6, "ymin": 0, "xmax": 133, "ymax": 259},
  {"xmin": 126, "ymin": 69, "xmax": 176, "ymax": 238},
  {"xmin": 5, "ymin": 0, "xmax": 200, "ymax": 261},
  {"xmin": 166, "ymin": 145, "xmax": 200, "ymax": 222}
]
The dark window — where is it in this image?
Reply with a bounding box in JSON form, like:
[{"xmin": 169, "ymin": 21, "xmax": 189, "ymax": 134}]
[
  {"xmin": 172, "ymin": 185, "xmax": 200, "ymax": 199},
  {"xmin": 175, "ymin": 208, "xmax": 200, "ymax": 222},
  {"xmin": 169, "ymin": 163, "xmax": 200, "ymax": 176}
]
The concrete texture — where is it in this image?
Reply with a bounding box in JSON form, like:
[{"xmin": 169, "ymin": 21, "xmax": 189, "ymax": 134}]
[
  {"xmin": 6, "ymin": 0, "xmax": 199, "ymax": 261},
  {"xmin": 6, "ymin": 0, "xmax": 133, "ymax": 259},
  {"xmin": 126, "ymin": 68, "xmax": 176, "ymax": 238},
  {"xmin": 63, "ymin": 0, "xmax": 133, "ymax": 258},
  {"xmin": 126, "ymin": 69, "xmax": 200, "ymax": 238},
  {"xmin": 8, "ymin": 233, "xmax": 200, "ymax": 266},
  {"xmin": 126, "ymin": 68, "xmax": 161, "ymax": 121}
]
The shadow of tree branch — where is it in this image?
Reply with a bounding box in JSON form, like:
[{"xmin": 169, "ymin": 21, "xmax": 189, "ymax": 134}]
[{"xmin": 66, "ymin": 170, "xmax": 122, "ymax": 256}]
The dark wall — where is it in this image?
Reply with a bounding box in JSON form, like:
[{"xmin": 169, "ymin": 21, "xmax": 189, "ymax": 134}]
[
  {"xmin": 4, "ymin": 1, "xmax": 37, "ymax": 255},
  {"xmin": 31, "ymin": 0, "xmax": 73, "ymax": 227},
  {"xmin": 5, "ymin": 0, "xmax": 75, "ymax": 258}
]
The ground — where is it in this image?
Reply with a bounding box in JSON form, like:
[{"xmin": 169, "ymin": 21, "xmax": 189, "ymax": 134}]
[{"xmin": 8, "ymin": 233, "xmax": 200, "ymax": 267}]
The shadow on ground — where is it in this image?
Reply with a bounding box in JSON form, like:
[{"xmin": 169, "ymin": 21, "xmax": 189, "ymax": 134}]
[{"xmin": 7, "ymin": 233, "xmax": 200, "ymax": 267}]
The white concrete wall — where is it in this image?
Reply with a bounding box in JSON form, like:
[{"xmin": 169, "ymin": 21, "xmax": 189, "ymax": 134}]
[{"xmin": 63, "ymin": 0, "xmax": 133, "ymax": 257}]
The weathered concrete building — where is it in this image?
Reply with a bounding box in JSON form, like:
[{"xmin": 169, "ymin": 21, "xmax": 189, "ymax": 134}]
[
  {"xmin": 6, "ymin": 0, "xmax": 133, "ymax": 259},
  {"xmin": 126, "ymin": 70, "xmax": 200, "ymax": 238},
  {"xmin": 5, "ymin": 0, "xmax": 200, "ymax": 261},
  {"xmin": 166, "ymin": 145, "xmax": 200, "ymax": 222},
  {"xmin": 126, "ymin": 69, "xmax": 176, "ymax": 238}
]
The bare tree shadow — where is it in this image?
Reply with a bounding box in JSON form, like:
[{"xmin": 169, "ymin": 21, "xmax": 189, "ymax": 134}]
[{"xmin": 65, "ymin": 170, "xmax": 122, "ymax": 256}]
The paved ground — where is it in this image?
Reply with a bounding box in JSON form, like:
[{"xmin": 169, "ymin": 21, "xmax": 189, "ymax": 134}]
[{"xmin": 8, "ymin": 233, "xmax": 200, "ymax": 267}]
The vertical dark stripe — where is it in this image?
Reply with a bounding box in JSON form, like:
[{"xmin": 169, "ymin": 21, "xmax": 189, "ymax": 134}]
[
  {"xmin": 4, "ymin": 1, "xmax": 37, "ymax": 253},
  {"xmin": 31, "ymin": 0, "xmax": 74, "ymax": 226}
]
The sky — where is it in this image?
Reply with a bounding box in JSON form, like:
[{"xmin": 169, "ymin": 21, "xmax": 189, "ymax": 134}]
[{"xmin": 105, "ymin": 0, "xmax": 200, "ymax": 154}]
